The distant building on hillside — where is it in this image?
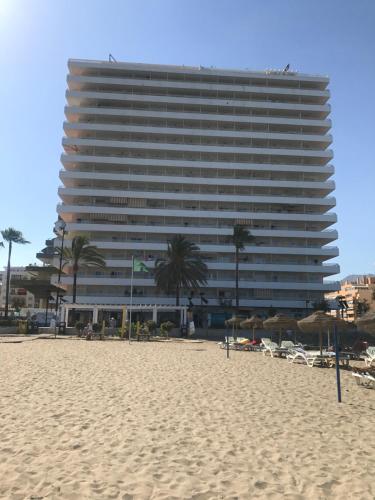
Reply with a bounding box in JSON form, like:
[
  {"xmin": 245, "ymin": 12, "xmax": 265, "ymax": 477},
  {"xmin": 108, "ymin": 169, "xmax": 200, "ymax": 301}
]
[{"xmin": 325, "ymin": 274, "xmax": 375, "ymax": 321}]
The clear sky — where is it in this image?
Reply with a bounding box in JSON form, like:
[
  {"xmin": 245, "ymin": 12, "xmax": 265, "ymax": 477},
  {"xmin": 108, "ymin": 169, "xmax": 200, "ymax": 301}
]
[{"xmin": 0, "ymin": 0, "xmax": 374, "ymax": 279}]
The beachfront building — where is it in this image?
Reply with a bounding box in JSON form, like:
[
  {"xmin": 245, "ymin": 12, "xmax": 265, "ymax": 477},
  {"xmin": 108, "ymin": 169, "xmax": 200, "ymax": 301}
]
[
  {"xmin": 53, "ymin": 59, "xmax": 339, "ymax": 316},
  {"xmin": 0, "ymin": 267, "xmax": 35, "ymax": 313}
]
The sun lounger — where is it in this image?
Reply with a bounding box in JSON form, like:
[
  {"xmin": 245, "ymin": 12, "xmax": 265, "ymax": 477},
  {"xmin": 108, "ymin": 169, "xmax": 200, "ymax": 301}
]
[
  {"xmin": 364, "ymin": 347, "xmax": 375, "ymax": 367},
  {"xmin": 286, "ymin": 347, "xmax": 328, "ymax": 367},
  {"xmin": 281, "ymin": 340, "xmax": 301, "ymax": 349},
  {"xmin": 352, "ymin": 367, "xmax": 375, "ymax": 388},
  {"xmin": 261, "ymin": 338, "xmax": 289, "ymax": 358}
]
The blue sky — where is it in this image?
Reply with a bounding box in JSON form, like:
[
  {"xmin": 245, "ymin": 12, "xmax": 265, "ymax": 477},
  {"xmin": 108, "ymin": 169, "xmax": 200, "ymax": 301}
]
[{"xmin": 0, "ymin": 0, "xmax": 374, "ymax": 279}]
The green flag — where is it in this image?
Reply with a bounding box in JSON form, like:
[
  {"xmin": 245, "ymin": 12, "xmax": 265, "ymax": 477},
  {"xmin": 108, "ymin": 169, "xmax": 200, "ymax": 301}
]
[{"xmin": 133, "ymin": 258, "xmax": 149, "ymax": 273}]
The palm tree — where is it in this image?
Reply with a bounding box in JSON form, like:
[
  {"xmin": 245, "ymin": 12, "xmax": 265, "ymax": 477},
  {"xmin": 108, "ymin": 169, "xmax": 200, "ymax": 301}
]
[
  {"xmin": 154, "ymin": 235, "xmax": 208, "ymax": 306},
  {"xmin": 1, "ymin": 228, "xmax": 30, "ymax": 318},
  {"xmin": 61, "ymin": 235, "xmax": 105, "ymax": 303},
  {"xmin": 227, "ymin": 225, "xmax": 255, "ymax": 309}
]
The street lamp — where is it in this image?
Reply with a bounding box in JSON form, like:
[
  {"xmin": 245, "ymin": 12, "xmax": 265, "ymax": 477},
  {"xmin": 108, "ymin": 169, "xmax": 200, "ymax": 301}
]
[{"xmin": 53, "ymin": 220, "xmax": 67, "ymax": 320}]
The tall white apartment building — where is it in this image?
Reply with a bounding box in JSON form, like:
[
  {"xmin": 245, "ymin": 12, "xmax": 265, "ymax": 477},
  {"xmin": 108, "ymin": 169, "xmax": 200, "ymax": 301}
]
[{"xmin": 55, "ymin": 59, "xmax": 339, "ymax": 315}]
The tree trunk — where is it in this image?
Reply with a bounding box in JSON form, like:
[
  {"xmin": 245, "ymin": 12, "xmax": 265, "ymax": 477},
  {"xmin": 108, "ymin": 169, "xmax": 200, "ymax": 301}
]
[
  {"xmin": 4, "ymin": 241, "xmax": 12, "ymax": 319},
  {"xmin": 73, "ymin": 272, "xmax": 77, "ymax": 304},
  {"xmin": 175, "ymin": 285, "xmax": 180, "ymax": 306},
  {"xmin": 235, "ymin": 247, "xmax": 239, "ymax": 310}
]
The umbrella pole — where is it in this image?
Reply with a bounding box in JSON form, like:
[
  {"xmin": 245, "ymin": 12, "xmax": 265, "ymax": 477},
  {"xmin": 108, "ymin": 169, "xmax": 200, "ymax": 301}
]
[
  {"xmin": 333, "ymin": 322, "xmax": 342, "ymax": 403},
  {"xmin": 327, "ymin": 327, "xmax": 330, "ymax": 350},
  {"xmin": 226, "ymin": 323, "xmax": 230, "ymax": 359},
  {"xmin": 319, "ymin": 327, "xmax": 323, "ymax": 356},
  {"xmin": 252, "ymin": 326, "xmax": 255, "ymax": 342},
  {"xmin": 279, "ymin": 329, "xmax": 282, "ymax": 347}
]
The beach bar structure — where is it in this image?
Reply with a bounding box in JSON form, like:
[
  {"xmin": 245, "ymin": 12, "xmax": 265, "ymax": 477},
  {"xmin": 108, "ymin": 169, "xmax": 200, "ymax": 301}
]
[{"xmin": 61, "ymin": 303, "xmax": 188, "ymax": 326}]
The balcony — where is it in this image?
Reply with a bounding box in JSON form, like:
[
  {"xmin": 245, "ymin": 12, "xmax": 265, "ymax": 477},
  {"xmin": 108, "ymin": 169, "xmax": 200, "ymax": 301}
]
[
  {"xmin": 55, "ymin": 274, "xmax": 339, "ymax": 292},
  {"xmin": 61, "ymin": 154, "xmax": 335, "ymax": 178},
  {"xmin": 66, "ymin": 90, "xmax": 331, "ymax": 119},
  {"xmin": 63, "ymin": 122, "xmax": 332, "ymax": 149},
  {"xmin": 65, "ymin": 105, "xmax": 332, "ymax": 132},
  {"xmin": 62, "ymin": 137, "xmax": 334, "ymax": 163},
  {"xmin": 67, "ymin": 74, "xmax": 330, "ymax": 103}
]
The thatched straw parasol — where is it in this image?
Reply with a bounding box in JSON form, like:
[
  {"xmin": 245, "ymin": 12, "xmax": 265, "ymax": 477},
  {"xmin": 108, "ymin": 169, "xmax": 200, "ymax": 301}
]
[
  {"xmin": 225, "ymin": 316, "xmax": 244, "ymax": 340},
  {"xmin": 240, "ymin": 315, "xmax": 263, "ymax": 341},
  {"xmin": 225, "ymin": 316, "xmax": 244, "ymax": 327},
  {"xmin": 263, "ymin": 314, "xmax": 298, "ymax": 346},
  {"xmin": 355, "ymin": 312, "xmax": 375, "ymax": 336},
  {"xmin": 297, "ymin": 311, "xmax": 341, "ymax": 355}
]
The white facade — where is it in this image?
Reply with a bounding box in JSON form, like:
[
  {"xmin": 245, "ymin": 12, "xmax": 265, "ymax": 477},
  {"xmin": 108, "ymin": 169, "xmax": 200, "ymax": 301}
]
[
  {"xmin": 0, "ymin": 267, "xmax": 35, "ymax": 310},
  {"xmin": 55, "ymin": 59, "xmax": 339, "ymax": 312}
]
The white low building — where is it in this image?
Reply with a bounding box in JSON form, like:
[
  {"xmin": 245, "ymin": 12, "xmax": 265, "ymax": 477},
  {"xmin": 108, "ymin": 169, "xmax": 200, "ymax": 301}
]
[
  {"xmin": 51, "ymin": 59, "xmax": 340, "ymax": 315},
  {"xmin": 0, "ymin": 267, "xmax": 35, "ymax": 312}
]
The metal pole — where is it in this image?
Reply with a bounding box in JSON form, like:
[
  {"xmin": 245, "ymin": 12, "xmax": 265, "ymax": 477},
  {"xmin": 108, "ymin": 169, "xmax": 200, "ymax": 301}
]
[
  {"xmin": 129, "ymin": 256, "xmax": 134, "ymax": 344},
  {"xmin": 45, "ymin": 293, "xmax": 49, "ymax": 327},
  {"xmin": 333, "ymin": 322, "xmax": 342, "ymax": 403},
  {"xmin": 55, "ymin": 229, "xmax": 65, "ymax": 315}
]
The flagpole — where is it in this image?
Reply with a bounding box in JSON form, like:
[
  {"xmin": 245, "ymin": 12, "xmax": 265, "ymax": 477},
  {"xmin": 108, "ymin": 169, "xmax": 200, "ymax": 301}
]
[{"xmin": 129, "ymin": 255, "xmax": 134, "ymax": 344}]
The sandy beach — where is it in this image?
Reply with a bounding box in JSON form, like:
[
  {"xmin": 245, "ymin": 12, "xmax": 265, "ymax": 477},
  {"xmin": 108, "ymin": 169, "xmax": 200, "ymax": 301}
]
[{"xmin": 0, "ymin": 339, "xmax": 374, "ymax": 499}]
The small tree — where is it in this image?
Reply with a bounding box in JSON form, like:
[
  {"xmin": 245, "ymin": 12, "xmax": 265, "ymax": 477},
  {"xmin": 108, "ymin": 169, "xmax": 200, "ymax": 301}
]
[
  {"xmin": 353, "ymin": 298, "xmax": 370, "ymax": 318},
  {"xmin": 145, "ymin": 320, "xmax": 157, "ymax": 335},
  {"xmin": 160, "ymin": 321, "xmax": 175, "ymax": 338},
  {"xmin": 11, "ymin": 297, "xmax": 26, "ymax": 313}
]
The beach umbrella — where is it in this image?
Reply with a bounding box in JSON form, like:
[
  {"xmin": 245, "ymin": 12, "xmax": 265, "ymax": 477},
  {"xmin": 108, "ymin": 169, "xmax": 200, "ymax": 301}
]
[
  {"xmin": 355, "ymin": 312, "xmax": 375, "ymax": 336},
  {"xmin": 225, "ymin": 316, "xmax": 244, "ymax": 326},
  {"xmin": 263, "ymin": 314, "xmax": 298, "ymax": 346},
  {"xmin": 297, "ymin": 311, "xmax": 339, "ymax": 355},
  {"xmin": 225, "ymin": 316, "xmax": 244, "ymax": 341},
  {"xmin": 240, "ymin": 315, "xmax": 263, "ymax": 341}
]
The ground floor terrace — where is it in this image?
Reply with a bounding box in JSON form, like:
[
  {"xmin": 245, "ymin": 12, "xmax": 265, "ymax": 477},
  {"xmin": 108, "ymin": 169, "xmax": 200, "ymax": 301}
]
[{"xmin": 61, "ymin": 303, "xmax": 189, "ymax": 327}]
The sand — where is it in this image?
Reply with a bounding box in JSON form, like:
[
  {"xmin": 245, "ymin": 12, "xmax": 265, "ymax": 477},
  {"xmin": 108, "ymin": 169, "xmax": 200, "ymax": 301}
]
[{"xmin": 0, "ymin": 339, "xmax": 374, "ymax": 500}]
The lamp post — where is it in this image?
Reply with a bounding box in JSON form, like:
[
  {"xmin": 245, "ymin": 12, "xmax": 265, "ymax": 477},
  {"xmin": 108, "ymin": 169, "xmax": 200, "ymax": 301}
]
[{"xmin": 53, "ymin": 220, "xmax": 67, "ymax": 322}]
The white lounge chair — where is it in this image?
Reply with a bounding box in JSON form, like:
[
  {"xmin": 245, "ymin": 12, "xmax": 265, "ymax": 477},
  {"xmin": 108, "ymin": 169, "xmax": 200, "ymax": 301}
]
[
  {"xmin": 281, "ymin": 340, "xmax": 300, "ymax": 350},
  {"xmin": 287, "ymin": 347, "xmax": 327, "ymax": 367},
  {"xmin": 261, "ymin": 338, "xmax": 288, "ymax": 358},
  {"xmin": 352, "ymin": 367, "xmax": 375, "ymax": 388},
  {"xmin": 364, "ymin": 347, "xmax": 375, "ymax": 367}
]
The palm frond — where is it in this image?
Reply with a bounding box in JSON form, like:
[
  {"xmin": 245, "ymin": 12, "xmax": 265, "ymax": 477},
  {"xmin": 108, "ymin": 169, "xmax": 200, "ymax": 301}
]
[
  {"xmin": 1, "ymin": 227, "xmax": 30, "ymax": 244},
  {"xmin": 154, "ymin": 235, "xmax": 207, "ymax": 299}
]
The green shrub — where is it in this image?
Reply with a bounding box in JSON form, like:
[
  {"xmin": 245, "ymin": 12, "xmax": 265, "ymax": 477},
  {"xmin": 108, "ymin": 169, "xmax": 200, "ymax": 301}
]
[
  {"xmin": 92, "ymin": 323, "xmax": 100, "ymax": 333},
  {"xmin": 145, "ymin": 320, "xmax": 157, "ymax": 335},
  {"xmin": 160, "ymin": 321, "xmax": 175, "ymax": 338},
  {"xmin": 75, "ymin": 321, "xmax": 85, "ymax": 333}
]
